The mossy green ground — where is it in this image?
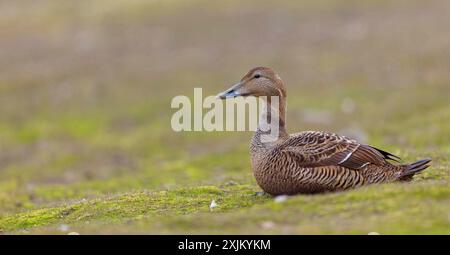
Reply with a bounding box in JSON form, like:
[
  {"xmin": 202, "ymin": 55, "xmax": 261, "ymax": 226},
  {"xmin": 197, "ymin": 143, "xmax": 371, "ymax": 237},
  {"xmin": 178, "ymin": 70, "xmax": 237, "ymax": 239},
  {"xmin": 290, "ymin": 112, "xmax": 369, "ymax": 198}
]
[{"xmin": 0, "ymin": 0, "xmax": 449, "ymax": 234}]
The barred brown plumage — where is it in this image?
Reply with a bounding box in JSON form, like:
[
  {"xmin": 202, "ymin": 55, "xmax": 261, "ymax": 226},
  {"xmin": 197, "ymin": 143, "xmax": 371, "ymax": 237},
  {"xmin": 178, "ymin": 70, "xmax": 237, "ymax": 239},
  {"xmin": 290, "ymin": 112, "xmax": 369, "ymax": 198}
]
[{"xmin": 218, "ymin": 67, "xmax": 432, "ymax": 195}]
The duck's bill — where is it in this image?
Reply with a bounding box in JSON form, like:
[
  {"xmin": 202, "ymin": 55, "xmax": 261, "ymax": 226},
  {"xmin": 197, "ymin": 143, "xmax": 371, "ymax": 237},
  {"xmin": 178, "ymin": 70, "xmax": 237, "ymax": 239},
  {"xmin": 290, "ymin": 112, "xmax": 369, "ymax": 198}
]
[{"xmin": 216, "ymin": 82, "xmax": 244, "ymax": 99}]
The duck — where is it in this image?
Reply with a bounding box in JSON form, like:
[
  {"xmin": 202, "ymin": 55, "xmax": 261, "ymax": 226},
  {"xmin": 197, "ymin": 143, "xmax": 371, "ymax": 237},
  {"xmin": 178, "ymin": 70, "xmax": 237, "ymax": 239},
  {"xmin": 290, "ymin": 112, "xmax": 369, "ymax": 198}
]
[{"xmin": 217, "ymin": 67, "xmax": 431, "ymax": 195}]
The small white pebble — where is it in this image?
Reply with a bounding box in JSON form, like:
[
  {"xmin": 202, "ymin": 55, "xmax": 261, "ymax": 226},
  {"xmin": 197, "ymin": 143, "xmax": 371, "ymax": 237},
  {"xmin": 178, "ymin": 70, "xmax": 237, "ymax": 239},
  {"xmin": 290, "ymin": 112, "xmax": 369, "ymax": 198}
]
[
  {"xmin": 58, "ymin": 224, "xmax": 69, "ymax": 232},
  {"xmin": 67, "ymin": 232, "xmax": 79, "ymax": 235},
  {"xmin": 274, "ymin": 195, "xmax": 288, "ymax": 203},
  {"xmin": 368, "ymin": 232, "xmax": 380, "ymax": 235},
  {"xmin": 209, "ymin": 200, "xmax": 217, "ymax": 210}
]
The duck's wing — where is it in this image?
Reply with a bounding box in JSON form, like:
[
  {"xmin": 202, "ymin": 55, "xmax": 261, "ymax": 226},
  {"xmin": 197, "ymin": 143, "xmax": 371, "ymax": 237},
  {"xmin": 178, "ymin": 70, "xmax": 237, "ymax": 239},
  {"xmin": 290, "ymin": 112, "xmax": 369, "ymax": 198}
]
[{"xmin": 280, "ymin": 131, "xmax": 400, "ymax": 170}]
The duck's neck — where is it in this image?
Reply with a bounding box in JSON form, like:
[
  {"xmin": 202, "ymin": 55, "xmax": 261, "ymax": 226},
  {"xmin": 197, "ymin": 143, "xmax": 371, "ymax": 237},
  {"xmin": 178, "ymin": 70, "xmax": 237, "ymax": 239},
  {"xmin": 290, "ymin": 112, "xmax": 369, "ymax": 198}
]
[{"xmin": 256, "ymin": 96, "xmax": 288, "ymax": 144}]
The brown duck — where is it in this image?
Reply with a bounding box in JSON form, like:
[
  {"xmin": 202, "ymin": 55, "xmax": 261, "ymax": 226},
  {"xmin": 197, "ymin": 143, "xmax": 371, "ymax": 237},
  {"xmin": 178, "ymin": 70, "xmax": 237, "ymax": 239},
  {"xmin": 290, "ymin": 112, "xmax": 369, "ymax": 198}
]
[{"xmin": 217, "ymin": 67, "xmax": 431, "ymax": 195}]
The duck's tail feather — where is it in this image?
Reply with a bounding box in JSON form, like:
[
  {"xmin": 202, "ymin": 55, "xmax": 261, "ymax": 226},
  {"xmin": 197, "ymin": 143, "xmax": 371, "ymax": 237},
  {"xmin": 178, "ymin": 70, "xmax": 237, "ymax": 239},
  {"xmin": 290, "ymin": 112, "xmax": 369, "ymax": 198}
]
[
  {"xmin": 369, "ymin": 146, "xmax": 401, "ymax": 162},
  {"xmin": 398, "ymin": 158, "xmax": 432, "ymax": 181}
]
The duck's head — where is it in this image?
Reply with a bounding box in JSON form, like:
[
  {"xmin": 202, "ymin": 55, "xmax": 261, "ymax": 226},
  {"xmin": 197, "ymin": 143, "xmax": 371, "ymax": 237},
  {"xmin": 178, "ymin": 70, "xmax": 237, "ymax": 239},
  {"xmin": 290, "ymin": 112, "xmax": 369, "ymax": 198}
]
[{"xmin": 217, "ymin": 67, "xmax": 286, "ymax": 99}]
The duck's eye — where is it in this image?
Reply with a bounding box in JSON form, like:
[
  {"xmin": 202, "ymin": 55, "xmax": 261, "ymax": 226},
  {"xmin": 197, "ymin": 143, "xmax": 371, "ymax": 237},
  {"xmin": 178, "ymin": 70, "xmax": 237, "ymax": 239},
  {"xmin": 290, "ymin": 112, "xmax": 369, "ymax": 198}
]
[{"xmin": 254, "ymin": 74, "xmax": 261, "ymax": 79}]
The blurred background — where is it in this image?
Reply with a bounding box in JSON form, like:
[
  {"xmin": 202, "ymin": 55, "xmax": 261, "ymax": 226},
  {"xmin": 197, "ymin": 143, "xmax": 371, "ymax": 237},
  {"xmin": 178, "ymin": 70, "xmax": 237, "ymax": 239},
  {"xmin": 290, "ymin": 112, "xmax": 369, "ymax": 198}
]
[{"xmin": 0, "ymin": 0, "xmax": 449, "ymax": 234}]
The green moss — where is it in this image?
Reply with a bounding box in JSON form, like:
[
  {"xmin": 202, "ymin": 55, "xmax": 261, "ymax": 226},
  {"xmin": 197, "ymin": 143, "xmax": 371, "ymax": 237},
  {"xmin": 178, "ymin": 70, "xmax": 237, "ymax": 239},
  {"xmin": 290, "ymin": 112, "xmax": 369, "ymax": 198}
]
[
  {"xmin": 0, "ymin": 185, "xmax": 268, "ymax": 232},
  {"xmin": 5, "ymin": 179, "xmax": 448, "ymax": 234},
  {"xmin": 0, "ymin": 207, "xmax": 63, "ymax": 231}
]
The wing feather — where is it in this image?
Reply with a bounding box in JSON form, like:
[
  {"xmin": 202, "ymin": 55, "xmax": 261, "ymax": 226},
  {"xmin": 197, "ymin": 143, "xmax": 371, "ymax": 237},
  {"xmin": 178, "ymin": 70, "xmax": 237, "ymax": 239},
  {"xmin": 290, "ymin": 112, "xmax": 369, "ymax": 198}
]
[{"xmin": 280, "ymin": 131, "xmax": 398, "ymax": 170}]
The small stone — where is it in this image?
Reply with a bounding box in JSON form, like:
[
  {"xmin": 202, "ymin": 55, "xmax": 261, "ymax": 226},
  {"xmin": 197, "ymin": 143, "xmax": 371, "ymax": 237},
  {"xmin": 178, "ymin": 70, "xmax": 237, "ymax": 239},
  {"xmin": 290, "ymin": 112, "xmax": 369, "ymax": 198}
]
[
  {"xmin": 368, "ymin": 232, "xmax": 380, "ymax": 235},
  {"xmin": 274, "ymin": 195, "xmax": 288, "ymax": 203},
  {"xmin": 67, "ymin": 232, "xmax": 80, "ymax": 235},
  {"xmin": 209, "ymin": 200, "xmax": 217, "ymax": 210}
]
